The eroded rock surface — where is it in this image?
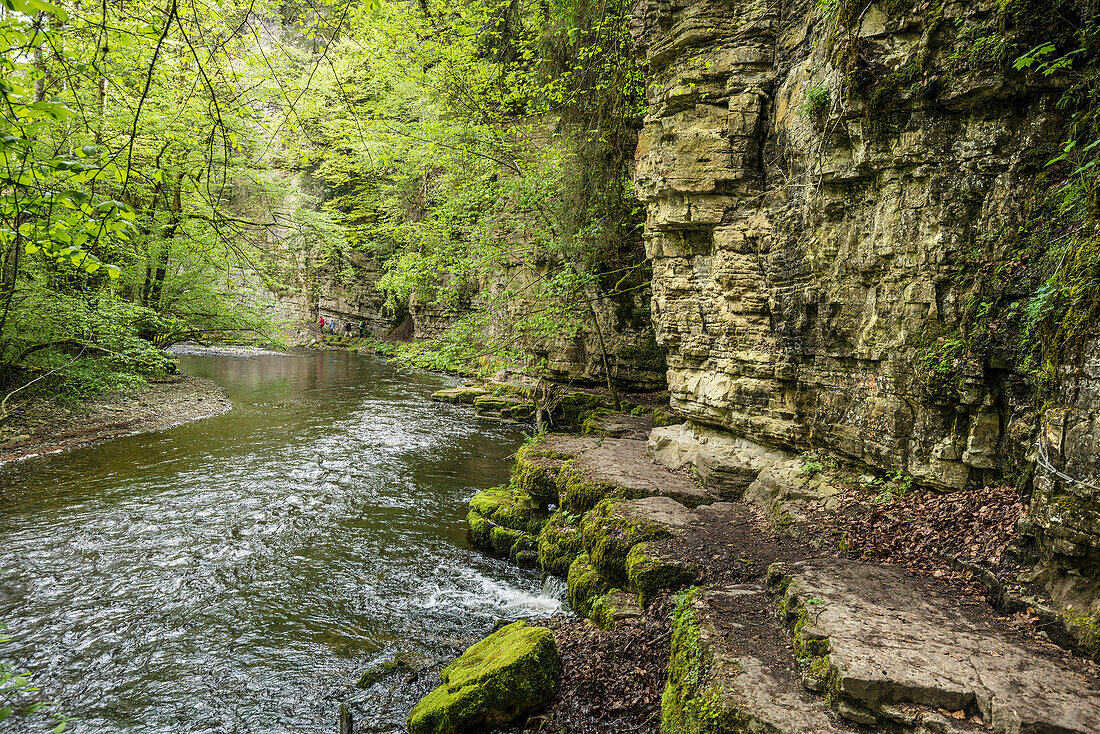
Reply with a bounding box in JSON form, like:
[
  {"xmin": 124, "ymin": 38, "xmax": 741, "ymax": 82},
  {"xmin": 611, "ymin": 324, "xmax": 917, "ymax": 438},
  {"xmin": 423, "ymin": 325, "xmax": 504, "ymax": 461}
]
[
  {"xmin": 771, "ymin": 559, "xmax": 1100, "ymax": 733},
  {"xmin": 631, "ymin": 0, "xmax": 1063, "ymax": 492}
]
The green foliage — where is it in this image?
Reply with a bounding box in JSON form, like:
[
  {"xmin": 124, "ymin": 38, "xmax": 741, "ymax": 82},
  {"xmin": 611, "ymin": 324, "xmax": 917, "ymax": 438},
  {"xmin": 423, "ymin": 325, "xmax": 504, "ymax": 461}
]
[
  {"xmin": 799, "ymin": 450, "xmax": 836, "ymax": 477},
  {"xmin": 284, "ymin": 0, "xmax": 650, "ymax": 384},
  {"xmin": 0, "ymin": 0, "xmax": 296, "ymax": 404},
  {"xmin": 801, "ymin": 83, "xmax": 831, "ymax": 118},
  {"xmin": 862, "ymin": 470, "xmax": 913, "ymax": 504}
]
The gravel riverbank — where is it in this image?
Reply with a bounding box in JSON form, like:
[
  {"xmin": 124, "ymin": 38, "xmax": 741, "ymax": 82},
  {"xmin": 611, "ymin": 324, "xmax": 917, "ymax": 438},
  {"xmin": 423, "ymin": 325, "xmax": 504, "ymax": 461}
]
[{"xmin": 0, "ymin": 375, "xmax": 231, "ymax": 463}]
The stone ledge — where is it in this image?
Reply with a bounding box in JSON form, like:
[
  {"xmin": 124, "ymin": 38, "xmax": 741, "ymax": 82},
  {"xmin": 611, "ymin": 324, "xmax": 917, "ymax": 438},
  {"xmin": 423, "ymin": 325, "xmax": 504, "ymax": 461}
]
[{"xmin": 769, "ymin": 559, "xmax": 1100, "ymax": 734}]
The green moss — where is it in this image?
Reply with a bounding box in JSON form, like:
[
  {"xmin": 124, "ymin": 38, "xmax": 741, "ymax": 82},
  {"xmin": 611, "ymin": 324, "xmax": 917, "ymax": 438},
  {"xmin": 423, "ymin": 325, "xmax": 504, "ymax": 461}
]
[
  {"xmin": 588, "ymin": 591, "xmax": 620, "ymax": 631},
  {"xmin": 469, "ymin": 485, "xmax": 549, "ymax": 536},
  {"xmin": 537, "ymin": 511, "xmax": 584, "ymax": 577},
  {"xmin": 512, "ymin": 445, "xmax": 560, "ymax": 503},
  {"xmin": 651, "ymin": 408, "xmax": 680, "ymax": 428},
  {"xmin": 467, "ymin": 484, "xmax": 550, "ymax": 561},
  {"xmin": 558, "ymin": 392, "xmax": 613, "ymax": 423},
  {"xmin": 508, "ymin": 534, "xmax": 539, "ymax": 567},
  {"xmin": 557, "ymin": 461, "xmax": 647, "ymax": 516},
  {"xmin": 407, "ymin": 621, "xmax": 561, "ymax": 734},
  {"xmin": 1063, "ymin": 610, "xmax": 1100, "ymax": 657},
  {"xmin": 580, "ymin": 499, "xmax": 674, "ymax": 586},
  {"xmin": 490, "ymin": 526, "xmax": 524, "ymax": 556},
  {"xmin": 581, "ymin": 408, "xmax": 616, "ymax": 436},
  {"xmin": 467, "ymin": 510, "xmax": 492, "ymax": 547},
  {"xmin": 625, "ymin": 542, "xmax": 699, "ymax": 607},
  {"xmin": 566, "ymin": 552, "xmax": 609, "ymax": 618},
  {"xmin": 661, "ymin": 587, "xmax": 732, "ymax": 734}
]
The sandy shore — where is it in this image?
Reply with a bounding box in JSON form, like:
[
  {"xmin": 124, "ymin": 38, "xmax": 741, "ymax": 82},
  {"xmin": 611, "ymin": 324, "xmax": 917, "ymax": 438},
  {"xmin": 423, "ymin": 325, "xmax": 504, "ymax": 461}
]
[{"xmin": 0, "ymin": 375, "xmax": 232, "ymax": 463}]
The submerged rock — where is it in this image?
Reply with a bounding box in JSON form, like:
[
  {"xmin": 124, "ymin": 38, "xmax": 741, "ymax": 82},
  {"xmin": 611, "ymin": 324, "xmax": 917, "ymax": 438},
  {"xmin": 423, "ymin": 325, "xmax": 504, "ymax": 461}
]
[{"xmin": 406, "ymin": 621, "xmax": 560, "ymax": 734}]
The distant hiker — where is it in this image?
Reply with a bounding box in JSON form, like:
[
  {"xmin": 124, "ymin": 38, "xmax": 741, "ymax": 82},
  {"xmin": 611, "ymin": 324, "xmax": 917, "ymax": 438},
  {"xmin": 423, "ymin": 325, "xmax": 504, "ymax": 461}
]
[
  {"xmin": 358, "ymin": 321, "xmax": 366, "ymax": 338},
  {"xmin": 344, "ymin": 322, "xmax": 353, "ymax": 336},
  {"xmin": 318, "ymin": 316, "xmax": 325, "ymax": 332},
  {"xmin": 329, "ymin": 320, "xmax": 337, "ymax": 334}
]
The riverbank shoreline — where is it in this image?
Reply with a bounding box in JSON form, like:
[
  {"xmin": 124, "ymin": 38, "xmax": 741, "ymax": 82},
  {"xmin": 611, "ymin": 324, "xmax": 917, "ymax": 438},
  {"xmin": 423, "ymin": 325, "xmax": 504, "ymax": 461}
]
[
  {"xmin": 0, "ymin": 375, "xmax": 231, "ymax": 464},
  {"xmin": 407, "ymin": 411, "xmax": 1100, "ymax": 734}
]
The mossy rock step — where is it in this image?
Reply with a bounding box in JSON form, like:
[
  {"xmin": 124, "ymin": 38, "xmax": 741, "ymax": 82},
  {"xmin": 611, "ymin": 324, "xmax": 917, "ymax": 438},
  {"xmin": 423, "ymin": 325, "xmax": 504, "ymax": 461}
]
[
  {"xmin": 515, "ymin": 434, "xmax": 713, "ymax": 513},
  {"xmin": 557, "ymin": 391, "xmax": 616, "ymax": 423},
  {"xmin": 431, "ymin": 386, "xmax": 489, "ymax": 404},
  {"xmin": 407, "ymin": 621, "xmax": 561, "ymax": 734},
  {"xmin": 589, "ymin": 590, "xmax": 643, "ymax": 631},
  {"xmin": 473, "ymin": 394, "xmax": 535, "ymax": 421},
  {"xmin": 625, "ymin": 541, "xmax": 700, "ymax": 607},
  {"xmin": 580, "ymin": 497, "xmax": 698, "ymax": 587},
  {"xmin": 537, "ymin": 510, "xmax": 584, "ymax": 577},
  {"xmin": 663, "ymin": 585, "xmax": 854, "ymax": 734},
  {"xmin": 467, "ymin": 486, "xmax": 549, "ymax": 560},
  {"xmin": 581, "ymin": 409, "xmax": 653, "ymax": 439},
  {"xmin": 513, "ymin": 441, "xmax": 574, "ymax": 503},
  {"xmin": 469, "ymin": 486, "xmax": 548, "ymax": 536},
  {"xmin": 566, "ymin": 552, "xmax": 609, "ymax": 618}
]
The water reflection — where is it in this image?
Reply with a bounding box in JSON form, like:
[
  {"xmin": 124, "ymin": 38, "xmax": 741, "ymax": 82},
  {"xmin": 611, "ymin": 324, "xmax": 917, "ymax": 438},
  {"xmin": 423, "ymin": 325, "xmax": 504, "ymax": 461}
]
[{"xmin": 0, "ymin": 349, "xmax": 558, "ymax": 733}]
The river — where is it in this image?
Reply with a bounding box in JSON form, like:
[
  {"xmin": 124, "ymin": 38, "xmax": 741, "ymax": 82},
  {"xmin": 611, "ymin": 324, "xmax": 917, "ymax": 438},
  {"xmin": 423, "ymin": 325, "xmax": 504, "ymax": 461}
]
[{"xmin": 0, "ymin": 349, "xmax": 561, "ymax": 733}]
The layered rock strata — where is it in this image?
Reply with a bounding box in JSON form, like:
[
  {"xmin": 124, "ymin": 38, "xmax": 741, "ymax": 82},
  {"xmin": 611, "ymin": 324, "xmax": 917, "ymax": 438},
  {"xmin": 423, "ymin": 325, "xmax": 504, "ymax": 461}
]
[
  {"xmin": 630, "ymin": 0, "xmax": 1100, "ymax": 618},
  {"xmin": 631, "ymin": 0, "xmax": 1062, "ymax": 490}
]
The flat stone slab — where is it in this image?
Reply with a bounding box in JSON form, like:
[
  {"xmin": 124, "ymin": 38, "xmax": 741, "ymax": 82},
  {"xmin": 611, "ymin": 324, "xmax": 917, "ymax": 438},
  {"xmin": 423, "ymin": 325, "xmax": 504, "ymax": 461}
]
[
  {"xmin": 570, "ymin": 436, "xmax": 713, "ymax": 507},
  {"xmin": 430, "ymin": 386, "xmax": 489, "ymax": 404},
  {"xmin": 772, "ymin": 559, "xmax": 1100, "ymax": 734},
  {"xmin": 583, "ymin": 411, "xmax": 653, "ymax": 439},
  {"xmin": 526, "ymin": 434, "xmax": 714, "ymax": 508},
  {"xmin": 669, "ymin": 584, "xmax": 858, "ymax": 734}
]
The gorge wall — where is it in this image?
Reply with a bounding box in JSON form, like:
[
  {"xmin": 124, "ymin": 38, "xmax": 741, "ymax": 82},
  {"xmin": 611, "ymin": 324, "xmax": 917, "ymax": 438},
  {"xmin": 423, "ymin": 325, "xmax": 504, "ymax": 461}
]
[{"xmin": 631, "ymin": 0, "xmax": 1100, "ymax": 602}]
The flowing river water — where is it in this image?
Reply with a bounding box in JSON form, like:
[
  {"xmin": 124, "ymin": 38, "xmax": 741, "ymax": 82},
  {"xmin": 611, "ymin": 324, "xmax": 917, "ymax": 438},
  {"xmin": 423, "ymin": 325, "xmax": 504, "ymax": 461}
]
[{"xmin": 0, "ymin": 349, "xmax": 562, "ymax": 733}]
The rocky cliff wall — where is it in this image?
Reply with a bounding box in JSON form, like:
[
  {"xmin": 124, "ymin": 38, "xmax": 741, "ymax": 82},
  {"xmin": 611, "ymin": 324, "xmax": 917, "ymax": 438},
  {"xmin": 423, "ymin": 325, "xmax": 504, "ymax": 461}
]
[
  {"xmin": 632, "ymin": 0, "xmax": 1063, "ymax": 488},
  {"xmin": 632, "ymin": 0, "xmax": 1100, "ymax": 605}
]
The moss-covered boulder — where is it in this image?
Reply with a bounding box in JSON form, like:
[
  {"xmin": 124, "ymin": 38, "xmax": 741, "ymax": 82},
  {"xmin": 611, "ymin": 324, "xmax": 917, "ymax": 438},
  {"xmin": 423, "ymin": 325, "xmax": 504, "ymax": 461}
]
[
  {"xmin": 513, "ymin": 443, "xmax": 561, "ymax": 503},
  {"xmin": 566, "ymin": 552, "xmax": 609, "ymax": 618},
  {"xmin": 407, "ymin": 621, "xmax": 561, "ymax": 734},
  {"xmin": 579, "ymin": 499, "xmax": 676, "ymax": 586},
  {"xmin": 538, "ymin": 511, "xmax": 584, "ymax": 577},
  {"xmin": 508, "ymin": 533, "xmax": 539, "ymax": 568},
  {"xmin": 469, "ymin": 486, "xmax": 547, "ymax": 535},
  {"xmin": 467, "ymin": 486, "xmax": 550, "ymax": 559},
  {"xmin": 626, "ymin": 541, "xmax": 700, "ymax": 607},
  {"xmin": 589, "ymin": 590, "xmax": 643, "ymax": 631}
]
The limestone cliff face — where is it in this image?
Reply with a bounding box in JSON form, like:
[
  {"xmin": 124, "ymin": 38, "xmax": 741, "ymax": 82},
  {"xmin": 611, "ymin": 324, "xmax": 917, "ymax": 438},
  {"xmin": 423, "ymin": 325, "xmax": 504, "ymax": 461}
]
[
  {"xmin": 632, "ymin": 0, "xmax": 1066, "ymax": 489},
  {"xmin": 632, "ymin": 0, "xmax": 1100, "ymax": 606}
]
